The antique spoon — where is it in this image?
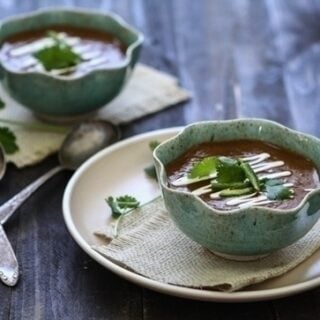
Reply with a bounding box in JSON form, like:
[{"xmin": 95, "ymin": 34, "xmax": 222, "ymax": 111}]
[{"xmin": 0, "ymin": 120, "xmax": 120, "ymax": 286}]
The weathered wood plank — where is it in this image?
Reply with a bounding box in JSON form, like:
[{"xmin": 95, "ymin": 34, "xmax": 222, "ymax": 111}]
[
  {"xmin": 266, "ymin": 0, "xmax": 320, "ymax": 136},
  {"xmin": 142, "ymin": 289, "xmax": 276, "ymax": 320},
  {"xmin": 232, "ymin": 0, "xmax": 294, "ymax": 127},
  {"xmin": 272, "ymin": 290, "xmax": 320, "ymax": 320},
  {"xmin": 1, "ymin": 0, "xmax": 320, "ymax": 319},
  {"xmin": 121, "ymin": 0, "xmax": 187, "ymax": 137},
  {"xmin": 168, "ymin": 0, "xmax": 237, "ymax": 122}
]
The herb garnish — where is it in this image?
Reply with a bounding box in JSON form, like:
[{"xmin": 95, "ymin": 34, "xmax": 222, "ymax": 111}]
[
  {"xmin": 219, "ymin": 187, "xmax": 254, "ymax": 197},
  {"xmin": 0, "ymin": 118, "xmax": 68, "ymax": 155},
  {"xmin": 0, "ymin": 127, "xmax": 19, "ymax": 154},
  {"xmin": 263, "ymin": 179, "xmax": 292, "ymax": 200},
  {"xmin": 0, "ymin": 98, "xmax": 5, "ymax": 110},
  {"xmin": 149, "ymin": 140, "xmax": 161, "ymax": 152},
  {"xmin": 33, "ymin": 31, "xmax": 82, "ymax": 71},
  {"xmin": 216, "ymin": 157, "xmax": 245, "ymax": 183},
  {"xmin": 189, "ymin": 156, "xmax": 219, "ymax": 179},
  {"xmin": 211, "ymin": 181, "xmax": 251, "ymax": 191},
  {"xmin": 106, "ymin": 195, "xmax": 140, "ymax": 218},
  {"xmin": 0, "ymin": 93, "xmax": 67, "ymax": 155},
  {"xmin": 188, "ymin": 155, "xmax": 292, "ymax": 201},
  {"xmin": 144, "ymin": 140, "xmax": 161, "ymax": 180},
  {"xmin": 239, "ymin": 160, "xmax": 260, "ymax": 191},
  {"xmin": 0, "ymin": 98, "xmax": 18, "ymax": 154},
  {"xmin": 144, "ymin": 164, "xmax": 158, "ymax": 180},
  {"xmin": 106, "ymin": 195, "xmax": 140, "ymax": 237}
]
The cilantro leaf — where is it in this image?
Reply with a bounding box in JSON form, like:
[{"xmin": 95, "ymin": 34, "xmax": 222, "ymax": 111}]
[
  {"xmin": 149, "ymin": 140, "xmax": 161, "ymax": 151},
  {"xmin": 106, "ymin": 197, "xmax": 122, "ymax": 217},
  {"xmin": 264, "ymin": 179, "xmax": 283, "ymax": 186},
  {"xmin": 34, "ymin": 46, "xmax": 82, "ymax": 71},
  {"xmin": 33, "ymin": 31, "xmax": 82, "ymax": 71},
  {"xmin": 106, "ymin": 195, "xmax": 140, "ymax": 218},
  {"xmin": 0, "ymin": 127, "xmax": 19, "ymax": 154},
  {"xmin": 188, "ymin": 156, "xmax": 219, "ymax": 178},
  {"xmin": 219, "ymin": 187, "xmax": 254, "ymax": 197},
  {"xmin": 0, "ymin": 98, "xmax": 5, "ymax": 110},
  {"xmin": 239, "ymin": 160, "xmax": 260, "ymax": 191},
  {"xmin": 263, "ymin": 180, "xmax": 292, "ymax": 200},
  {"xmin": 144, "ymin": 164, "xmax": 157, "ymax": 180},
  {"xmin": 216, "ymin": 157, "xmax": 245, "ymax": 183},
  {"xmin": 211, "ymin": 181, "xmax": 251, "ymax": 191},
  {"xmin": 144, "ymin": 140, "xmax": 161, "ymax": 181}
]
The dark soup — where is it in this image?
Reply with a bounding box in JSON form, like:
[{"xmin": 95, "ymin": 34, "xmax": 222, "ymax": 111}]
[
  {"xmin": 0, "ymin": 25, "xmax": 126, "ymax": 76},
  {"xmin": 166, "ymin": 140, "xmax": 320, "ymax": 210}
]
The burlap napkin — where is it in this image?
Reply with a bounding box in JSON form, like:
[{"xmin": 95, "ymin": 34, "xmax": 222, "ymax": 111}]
[
  {"xmin": 94, "ymin": 197, "xmax": 320, "ymax": 292},
  {"xmin": 0, "ymin": 64, "xmax": 190, "ymax": 168}
]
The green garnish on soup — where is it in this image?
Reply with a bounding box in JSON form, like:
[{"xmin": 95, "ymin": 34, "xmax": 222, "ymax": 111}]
[{"xmin": 33, "ymin": 31, "xmax": 82, "ymax": 71}]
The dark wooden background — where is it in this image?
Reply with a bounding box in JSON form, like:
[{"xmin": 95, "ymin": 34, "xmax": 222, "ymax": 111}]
[{"xmin": 1, "ymin": 0, "xmax": 320, "ymax": 319}]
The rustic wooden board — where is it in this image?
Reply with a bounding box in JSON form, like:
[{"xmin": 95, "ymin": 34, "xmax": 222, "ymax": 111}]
[{"xmin": 1, "ymin": 0, "xmax": 320, "ymax": 319}]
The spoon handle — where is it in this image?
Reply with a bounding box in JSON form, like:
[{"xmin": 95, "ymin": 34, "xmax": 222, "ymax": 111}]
[
  {"xmin": 0, "ymin": 224, "xmax": 19, "ymax": 286},
  {"xmin": 0, "ymin": 166, "xmax": 64, "ymax": 224}
]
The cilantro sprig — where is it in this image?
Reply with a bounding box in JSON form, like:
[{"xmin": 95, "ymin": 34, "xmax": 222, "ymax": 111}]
[
  {"xmin": 216, "ymin": 157, "xmax": 245, "ymax": 183},
  {"xmin": 0, "ymin": 92, "xmax": 68, "ymax": 155},
  {"xmin": 211, "ymin": 181, "xmax": 251, "ymax": 191},
  {"xmin": 188, "ymin": 155, "xmax": 292, "ymax": 201},
  {"xmin": 33, "ymin": 31, "xmax": 82, "ymax": 71},
  {"xmin": 0, "ymin": 98, "xmax": 5, "ymax": 110},
  {"xmin": 219, "ymin": 187, "xmax": 254, "ymax": 197},
  {"xmin": 0, "ymin": 127, "xmax": 19, "ymax": 154},
  {"xmin": 239, "ymin": 160, "xmax": 260, "ymax": 191},
  {"xmin": 106, "ymin": 195, "xmax": 140, "ymax": 237},
  {"xmin": 106, "ymin": 195, "xmax": 140, "ymax": 218},
  {"xmin": 189, "ymin": 156, "xmax": 219, "ymax": 179},
  {"xmin": 263, "ymin": 179, "xmax": 293, "ymax": 200},
  {"xmin": 149, "ymin": 140, "xmax": 161, "ymax": 152},
  {"xmin": 0, "ymin": 98, "xmax": 18, "ymax": 154},
  {"xmin": 144, "ymin": 140, "xmax": 161, "ymax": 180},
  {"xmin": 0, "ymin": 117, "xmax": 68, "ymax": 156}
]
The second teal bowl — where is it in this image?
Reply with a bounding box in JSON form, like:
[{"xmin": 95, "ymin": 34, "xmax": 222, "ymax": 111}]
[
  {"xmin": 0, "ymin": 8, "xmax": 143, "ymax": 121},
  {"xmin": 153, "ymin": 119, "xmax": 320, "ymax": 260}
]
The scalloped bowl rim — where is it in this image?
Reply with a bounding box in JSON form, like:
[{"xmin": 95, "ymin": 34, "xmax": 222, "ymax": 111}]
[
  {"xmin": 154, "ymin": 118, "xmax": 320, "ymax": 216},
  {"xmin": 0, "ymin": 7, "xmax": 144, "ymax": 81}
]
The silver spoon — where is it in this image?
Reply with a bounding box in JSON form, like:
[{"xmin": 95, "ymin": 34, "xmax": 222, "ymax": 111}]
[{"xmin": 0, "ymin": 120, "xmax": 120, "ymax": 286}]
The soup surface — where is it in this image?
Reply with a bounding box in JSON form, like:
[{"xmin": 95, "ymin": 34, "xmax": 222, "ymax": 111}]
[
  {"xmin": 0, "ymin": 25, "xmax": 126, "ymax": 76},
  {"xmin": 166, "ymin": 140, "xmax": 319, "ymax": 210}
]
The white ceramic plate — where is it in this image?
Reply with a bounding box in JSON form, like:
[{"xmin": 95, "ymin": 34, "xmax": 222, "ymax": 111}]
[{"xmin": 62, "ymin": 127, "xmax": 320, "ymax": 302}]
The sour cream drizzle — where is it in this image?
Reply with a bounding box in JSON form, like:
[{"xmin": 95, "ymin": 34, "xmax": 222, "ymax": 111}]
[{"xmin": 1, "ymin": 31, "xmax": 125, "ymax": 76}]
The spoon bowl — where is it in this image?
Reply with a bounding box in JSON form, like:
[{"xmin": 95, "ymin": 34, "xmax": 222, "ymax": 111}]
[
  {"xmin": 0, "ymin": 119, "xmax": 120, "ymax": 286},
  {"xmin": 59, "ymin": 120, "xmax": 120, "ymax": 170},
  {"xmin": 0, "ymin": 119, "xmax": 120, "ymax": 226}
]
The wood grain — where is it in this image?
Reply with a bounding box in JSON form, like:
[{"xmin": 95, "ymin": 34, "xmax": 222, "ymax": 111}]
[{"xmin": 1, "ymin": 0, "xmax": 320, "ymax": 319}]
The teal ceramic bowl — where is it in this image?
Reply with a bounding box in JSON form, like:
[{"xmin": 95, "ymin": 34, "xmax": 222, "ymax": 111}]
[
  {"xmin": 153, "ymin": 119, "xmax": 320, "ymax": 260},
  {"xmin": 0, "ymin": 8, "xmax": 143, "ymax": 122}
]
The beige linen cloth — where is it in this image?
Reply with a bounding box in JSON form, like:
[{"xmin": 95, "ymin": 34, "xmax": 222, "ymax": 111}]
[
  {"xmin": 0, "ymin": 64, "xmax": 190, "ymax": 168},
  {"xmin": 94, "ymin": 197, "xmax": 320, "ymax": 292}
]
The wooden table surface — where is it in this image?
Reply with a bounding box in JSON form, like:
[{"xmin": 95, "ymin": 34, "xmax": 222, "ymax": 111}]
[{"xmin": 1, "ymin": 0, "xmax": 320, "ymax": 319}]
